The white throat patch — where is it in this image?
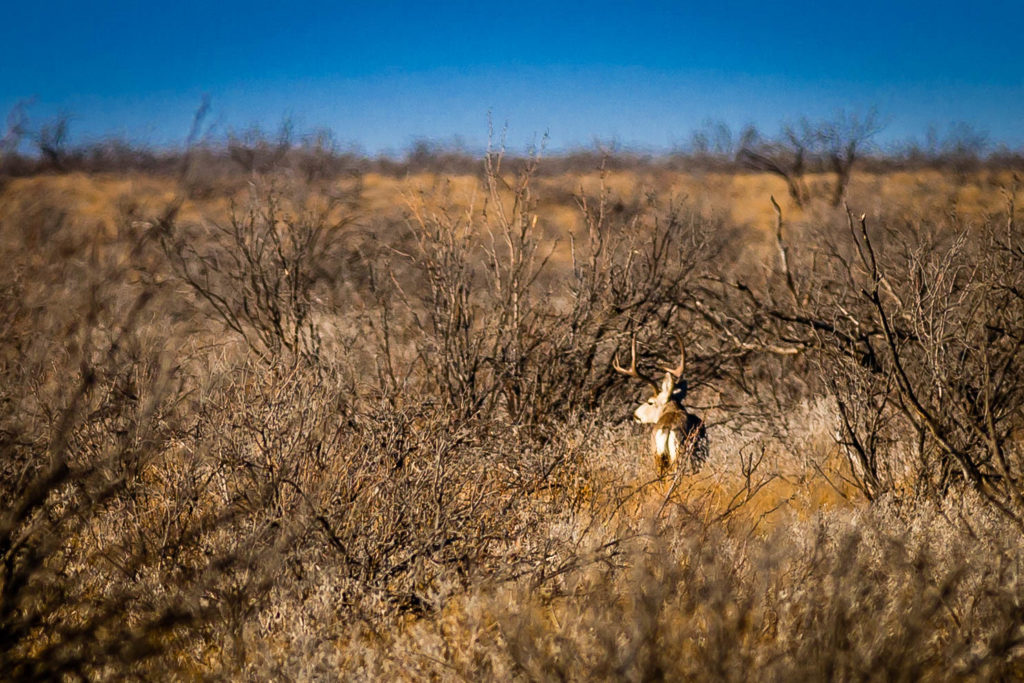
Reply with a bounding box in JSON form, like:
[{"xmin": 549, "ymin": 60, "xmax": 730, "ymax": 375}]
[{"xmin": 654, "ymin": 427, "xmax": 678, "ymax": 463}]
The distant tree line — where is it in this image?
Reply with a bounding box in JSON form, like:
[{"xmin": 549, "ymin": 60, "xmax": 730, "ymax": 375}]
[{"xmin": 1, "ymin": 101, "xmax": 1021, "ymax": 186}]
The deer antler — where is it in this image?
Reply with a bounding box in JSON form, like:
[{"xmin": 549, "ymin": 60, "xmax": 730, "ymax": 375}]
[
  {"xmin": 613, "ymin": 335, "xmax": 660, "ymax": 390},
  {"xmin": 660, "ymin": 335, "xmax": 687, "ymax": 378}
]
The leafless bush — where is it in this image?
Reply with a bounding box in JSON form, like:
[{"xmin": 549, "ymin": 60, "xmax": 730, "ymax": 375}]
[
  {"xmin": 705, "ymin": 191, "xmax": 1024, "ymax": 520},
  {"xmin": 480, "ymin": 498, "xmax": 1024, "ymax": 681},
  {"xmin": 227, "ymin": 121, "xmax": 294, "ymax": 176},
  {"xmin": 0, "ymin": 101, "xmax": 30, "ymax": 179},
  {"xmin": 382, "ymin": 148, "xmax": 727, "ymax": 426},
  {"xmin": 739, "ymin": 112, "xmax": 882, "ymax": 207},
  {"xmin": 158, "ymin": 181, "xmax": 354, "ymax": 368},
  {"xmin": 321, "ymin": 480, "xmax": 1024, "ymax": 680},
  {"xmin": 34, "ymin": 114, "xmax": 72, "ymax": 172},
  {"xmin": 0, "ymin": 270, "xmax": 294, "ymax": 679},
  {"xmin": 689, "ymin": 119, "xmax": 738, "ymax": 160},
  {"xmin": 826, "ymin": 206, "xmax": 1024, "ymax": 516},
  {"xmin": 895, "ymin": 122, "xmax": 994, "ymax": 179}
]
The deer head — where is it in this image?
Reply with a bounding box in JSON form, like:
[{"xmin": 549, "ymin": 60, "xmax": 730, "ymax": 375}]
[{"xmin": 614, "ymin": 335, "xmax": 690, "ymax": 425}]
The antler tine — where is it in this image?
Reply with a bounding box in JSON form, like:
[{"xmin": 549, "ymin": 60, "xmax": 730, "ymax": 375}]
[
  {"xmin": 611, "ymin": 335, "xmax": 639, "ymax": 376},
  {"xmin": 613, "ymin": 334, "xmax": 659, "ymax": 390},
  {"xmin": 660, "ymin": 334, "xmax": 687, "ymax": 378}
]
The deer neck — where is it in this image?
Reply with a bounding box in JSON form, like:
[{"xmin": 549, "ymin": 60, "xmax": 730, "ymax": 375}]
[{"xmin": 656, "ymin": 409, "xmax": 685, "ymax": 429}]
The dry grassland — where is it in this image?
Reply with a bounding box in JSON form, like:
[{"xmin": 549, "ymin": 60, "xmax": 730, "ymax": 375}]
[{"xmin": 1, "ymin": 160, "xmax": 1023, "ymax": 680}]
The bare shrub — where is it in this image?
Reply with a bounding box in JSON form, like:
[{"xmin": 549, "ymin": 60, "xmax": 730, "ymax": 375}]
[
  {"xmin": 0, "ymin": 186, "xmax": 325, "ymax": 678},
  {"xmin": 0, "ymin": 101, "xmax": 30, "ymax": 179},
  {"xmin": 387, "ymin": 148, "xmax": 728, "ymax": 426},
  {"xmin": 706, "ymin": 192, "xmax": 1024, "ymax": 520},
  {"xmin": 158, "ymin": 181, "xmax": 354, "ymax": 368},
  {"xmin": 34, "ymin": 114, "xmax": 72, "ymax": 172},
  {"xmin": 826, "ymin": 206, "xmax": 1024, "ymax": 516},
  {"xmin": 0, "ymin": 281, "xmax": 289, "ymax": 679},
  {"xmin": 227, "ymin": 121, "xmax": 294, "ymax": 176},
  {"xmin": 739, "ymin": 112, "xmax": 882, "ymax": 207},
  {"xmin": 353, "ymin": 495, "xmax": 1024, "ymax": 681}
]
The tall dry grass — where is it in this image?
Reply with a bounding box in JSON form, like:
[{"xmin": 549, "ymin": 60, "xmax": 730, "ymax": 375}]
[{"xmin": 1, "ymin": 149, "xmax": 1023, "ymax": 680}]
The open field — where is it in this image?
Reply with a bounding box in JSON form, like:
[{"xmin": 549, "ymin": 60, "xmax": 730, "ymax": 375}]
[{"xmin": 2, "ymin": 154, "xmax": 1024, "ymax": 680}]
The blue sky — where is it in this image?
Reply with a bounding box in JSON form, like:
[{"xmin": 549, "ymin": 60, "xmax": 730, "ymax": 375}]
[{"xmin": 2, "ymin": 1, "xmax": 1022, "ymax": 154}]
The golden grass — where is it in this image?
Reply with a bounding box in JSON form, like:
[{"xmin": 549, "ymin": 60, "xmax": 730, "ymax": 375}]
[
  {"xmin": 4, "ymin": 168, "xmax": 1011, "ymax": 249},
  {"xmin": 4, "ymin": 163, "xmax": 1023, "ymax": 679}
]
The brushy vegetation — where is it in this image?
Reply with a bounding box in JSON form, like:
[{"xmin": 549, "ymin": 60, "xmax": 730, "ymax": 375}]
[{"xmin": 1, "ymin": 131, "xmax": 1024, "ymax": 680}]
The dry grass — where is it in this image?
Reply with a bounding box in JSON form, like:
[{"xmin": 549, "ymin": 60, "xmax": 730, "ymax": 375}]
[{"xmin": 2, "ymin": 155, "xmax": 1023, "ymax": 680}]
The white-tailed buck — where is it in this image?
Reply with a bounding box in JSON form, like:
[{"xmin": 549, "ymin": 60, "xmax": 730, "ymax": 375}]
[{"xmin": 615, "ymin": 335, "xmax": 708, "ymax": 475}]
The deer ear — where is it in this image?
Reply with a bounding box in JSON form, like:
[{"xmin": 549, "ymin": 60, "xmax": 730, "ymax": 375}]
[{"xmin": 661, "ymin": 373, "xmax": 675, "ymax": 393}]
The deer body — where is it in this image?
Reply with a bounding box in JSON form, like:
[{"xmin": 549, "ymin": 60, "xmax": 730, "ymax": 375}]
[{"xmin": 616, "ymin": 337, "xmax": 708, "ymax": 475}]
